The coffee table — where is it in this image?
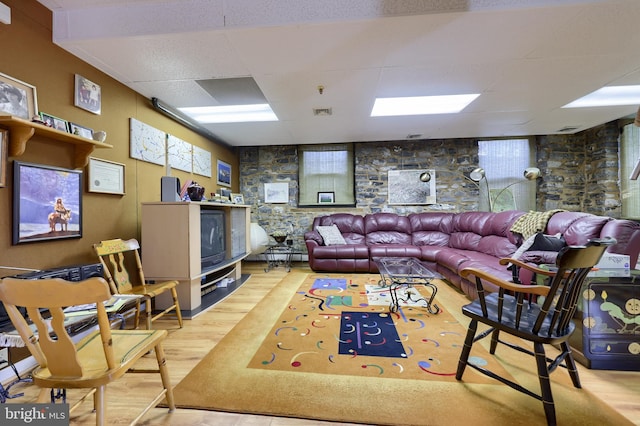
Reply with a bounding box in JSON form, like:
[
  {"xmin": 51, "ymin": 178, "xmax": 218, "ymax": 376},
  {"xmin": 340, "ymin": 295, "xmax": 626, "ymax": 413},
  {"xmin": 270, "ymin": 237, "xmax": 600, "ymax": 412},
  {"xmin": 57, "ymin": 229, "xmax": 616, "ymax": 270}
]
[{"xmin": 373, "ymin": 257, "xmax": 442, "ymax": 314}]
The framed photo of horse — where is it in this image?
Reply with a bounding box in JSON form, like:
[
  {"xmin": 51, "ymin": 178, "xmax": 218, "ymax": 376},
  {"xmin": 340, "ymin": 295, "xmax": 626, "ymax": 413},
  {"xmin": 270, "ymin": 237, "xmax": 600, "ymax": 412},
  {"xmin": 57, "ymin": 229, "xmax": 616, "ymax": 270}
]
[{"xmin": 12, "ymin": 161, "xmax": 83, "ymax": 244}]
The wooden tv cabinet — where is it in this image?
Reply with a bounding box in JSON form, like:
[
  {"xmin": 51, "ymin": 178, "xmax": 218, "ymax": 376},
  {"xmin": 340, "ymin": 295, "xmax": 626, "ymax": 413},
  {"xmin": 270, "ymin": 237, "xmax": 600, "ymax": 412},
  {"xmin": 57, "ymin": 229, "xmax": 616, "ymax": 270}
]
[{"xmin": 141, "ymin": 202, "xmax": 251, "ymax": 315}]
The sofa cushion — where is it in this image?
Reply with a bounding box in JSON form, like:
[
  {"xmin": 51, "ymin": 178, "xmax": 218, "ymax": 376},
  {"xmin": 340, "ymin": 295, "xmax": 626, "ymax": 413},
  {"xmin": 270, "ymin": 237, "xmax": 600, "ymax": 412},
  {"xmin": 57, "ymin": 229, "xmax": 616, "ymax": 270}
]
[
  {"xmin": 317, "ymin": 225, "xmax": 346, "ymax": 245},
  {"xmin": 364, "ymin": 213, "xmax": 412, "ymax": 245},
  {"xmin": 409, "ymin": 213, "xmax": 454, "ymax": 246},
  {"xmin": 314, "ymin": 213, "xmax": 366, "ymax": 245}
]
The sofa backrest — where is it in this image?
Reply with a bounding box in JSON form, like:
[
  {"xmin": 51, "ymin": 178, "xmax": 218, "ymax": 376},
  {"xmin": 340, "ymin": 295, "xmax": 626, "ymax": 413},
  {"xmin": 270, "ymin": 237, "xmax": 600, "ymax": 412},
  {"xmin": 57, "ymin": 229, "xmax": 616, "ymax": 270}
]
[
  {"xmin": 364, "ymin": 213, "xmax": 412, "ymax": 245},
  {"xmin": 546, "ymin": 212, "xmax": 640, "ymax": 264},
  {"xmin": 313, "ymin": 213, "xmax": 366, "ymax": 244},
  {"xmin": 449, "ymin": 211, "xmax": 523, "ymax": 258},
  {"xmin": 408, "ymin": 212, "xmax": 454, "ymax": 246},
  {"xmin": 545, "ymin": 211, "xmax": 611, "ymax": 246}
]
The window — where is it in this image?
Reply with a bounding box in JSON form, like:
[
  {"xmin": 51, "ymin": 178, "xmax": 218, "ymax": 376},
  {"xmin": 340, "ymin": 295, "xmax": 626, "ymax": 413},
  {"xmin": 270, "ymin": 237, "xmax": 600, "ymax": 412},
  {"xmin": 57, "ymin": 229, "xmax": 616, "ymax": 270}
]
[
  {"xmin": 478, "ymin": 139, "xmax": 536, "ymax": 212},
  {"xmin": 620, "ymin": 123, "xmax": 640, "ymax": 218},
  {"xmin": 298, "ymin": 144, "xmax": 355, "ymax": 206}
]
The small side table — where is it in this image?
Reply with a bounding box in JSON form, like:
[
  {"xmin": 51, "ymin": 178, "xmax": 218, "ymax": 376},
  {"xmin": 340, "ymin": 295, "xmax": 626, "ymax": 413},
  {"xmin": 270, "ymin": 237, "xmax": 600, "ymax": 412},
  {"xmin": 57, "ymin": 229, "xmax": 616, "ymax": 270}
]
[{"xmin": 264, "ymin": 244, "xmax": 294, "ymax": 272}]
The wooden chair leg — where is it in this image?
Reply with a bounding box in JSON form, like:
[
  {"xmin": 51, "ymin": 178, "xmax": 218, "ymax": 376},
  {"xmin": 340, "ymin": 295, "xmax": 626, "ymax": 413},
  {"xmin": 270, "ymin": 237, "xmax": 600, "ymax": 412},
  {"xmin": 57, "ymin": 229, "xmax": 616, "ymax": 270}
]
[
  {"xmin": 534, "ymin": 342, "xmax": 556, "ymax": 426},
  {"xmin": 456, "ymin": 319, "xmax": 478, "ymax": 380},
  {"xmin": 490, "ymin": 329, "xmax": 500, "ymax": 354},
  {"xmin": 36, "ymin": 387, "xmax": 50, "ymax": 403},
  {"xmin": 145, "ymin": 297, "xmax": 152, "ymax": 330},
  {"xmin": 154, "ymin": 343, "xmax": 175, "ymax": 411},
  {"xmin": 171, "ymin": 287, "xmax": 183, "ymax": 328},
  {"xmin": 134, "ymin": 299, "xmax": 141, "ymax": 329},
  {"xmin": 95, "ymin": 385, "xmax": 106, "ymax": 426},
  {"xmin": 560, "ymin": 341, "xmax": 581, "ymax": 388}
]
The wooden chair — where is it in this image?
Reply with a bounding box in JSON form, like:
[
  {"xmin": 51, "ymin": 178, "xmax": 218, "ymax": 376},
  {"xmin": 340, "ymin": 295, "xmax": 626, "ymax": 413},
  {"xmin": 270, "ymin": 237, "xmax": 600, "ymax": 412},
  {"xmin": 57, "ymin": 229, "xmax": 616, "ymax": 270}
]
[
  {"xmin": 456, "ymin": 238, "xmax": 615, "ymax": 426},
  {"xmin": 0, "ymin": 276, "xmax": 175, "ymax": 426},
  {"xmin": 93, "ymin": 238, "xmax": 183, "ymax": 330}
]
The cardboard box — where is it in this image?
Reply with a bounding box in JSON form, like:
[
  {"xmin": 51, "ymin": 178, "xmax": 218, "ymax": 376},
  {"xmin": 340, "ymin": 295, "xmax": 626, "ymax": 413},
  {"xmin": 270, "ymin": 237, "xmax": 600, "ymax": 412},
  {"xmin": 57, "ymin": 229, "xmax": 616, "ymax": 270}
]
[
  {"xmin": 595, "ymin": 253, "xmax": 630, "ymax": 269},
  {"xmin": 587, "ymin": 268, "xmax": 630, "ymax": 278}
]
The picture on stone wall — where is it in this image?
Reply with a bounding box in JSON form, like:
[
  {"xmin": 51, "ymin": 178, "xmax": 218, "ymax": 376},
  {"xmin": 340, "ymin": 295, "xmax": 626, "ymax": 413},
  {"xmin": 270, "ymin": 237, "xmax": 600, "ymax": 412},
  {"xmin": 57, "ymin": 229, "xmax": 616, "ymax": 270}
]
[{"xmin": 388, "ymin": 169, "xmax": 436, "ymax": 205}]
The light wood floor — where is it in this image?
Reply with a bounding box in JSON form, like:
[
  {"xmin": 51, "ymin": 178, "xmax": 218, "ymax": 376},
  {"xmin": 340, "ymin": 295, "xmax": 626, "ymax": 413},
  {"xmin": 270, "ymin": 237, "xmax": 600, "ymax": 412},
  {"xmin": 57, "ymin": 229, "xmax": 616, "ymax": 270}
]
[{"xmin": 4, "ymin": 262, "xmax": 639, "ymax": 425}]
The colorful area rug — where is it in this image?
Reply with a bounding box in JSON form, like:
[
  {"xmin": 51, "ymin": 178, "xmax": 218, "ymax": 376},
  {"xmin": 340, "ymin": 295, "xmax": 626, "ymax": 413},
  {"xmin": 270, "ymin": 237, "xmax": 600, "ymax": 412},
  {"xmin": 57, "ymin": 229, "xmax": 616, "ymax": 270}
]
[
  {"xmin": 246, "ymin": 275, "xmax": 509, "ymax": 382},
  {"xmin": 171, "ymin": 272, "xmax": 632, "ymax": 426}
]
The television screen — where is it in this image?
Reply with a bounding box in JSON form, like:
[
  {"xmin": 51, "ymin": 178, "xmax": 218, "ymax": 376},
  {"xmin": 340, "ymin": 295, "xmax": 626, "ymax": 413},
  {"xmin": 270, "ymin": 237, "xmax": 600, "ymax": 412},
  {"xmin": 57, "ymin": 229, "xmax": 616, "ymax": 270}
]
[
  {"xmin": 13, "ymin": 161, "xmax": 83, "ymax": 244},
  {"xmin": 201, "ymin": 209, "xmax": 226, "ymax": 270}
]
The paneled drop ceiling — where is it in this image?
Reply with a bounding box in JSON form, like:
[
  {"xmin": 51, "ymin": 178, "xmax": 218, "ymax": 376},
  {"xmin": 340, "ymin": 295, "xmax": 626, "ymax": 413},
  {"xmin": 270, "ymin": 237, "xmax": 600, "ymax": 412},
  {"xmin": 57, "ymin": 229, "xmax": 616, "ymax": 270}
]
[{"xmin": 37, "ymin": 0, "xmax": 640, "ymax": 147}]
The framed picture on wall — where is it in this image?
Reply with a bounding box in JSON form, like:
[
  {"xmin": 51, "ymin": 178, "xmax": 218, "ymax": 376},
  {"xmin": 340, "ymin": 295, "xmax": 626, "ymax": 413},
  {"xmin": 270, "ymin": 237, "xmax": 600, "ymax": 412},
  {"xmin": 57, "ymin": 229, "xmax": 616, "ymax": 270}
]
[
  {"xmin": 13, "ymin": 161, "xmax": 83, "ymax": 244},
  {"xmin": 88, "ymin": 157, "xmax": 125, "ymax": 195},
  {"xmin": 217, "ymin": 159, "xmax": 231, "ymax": 187},
  {"xmin": 74, "ymin": 74, "xmax": 101, "ymax": 115},
  {"xmin": 0, "ymin": 130, "xmax": 7, "ymax": 187},
  {"xmin": 317, "ymin": 191, "xmax": 335, "ymax": 204},
  {"xmin": 388, "ymin": 169, "xmax": 437, "ymax": 205},
  {"xmin": 0, "ymin": 72, "xmax": 38, "ymax": 120},
  {"xmin": 264, "ymin": 182, "xmax": 289, "ymax": 203}
]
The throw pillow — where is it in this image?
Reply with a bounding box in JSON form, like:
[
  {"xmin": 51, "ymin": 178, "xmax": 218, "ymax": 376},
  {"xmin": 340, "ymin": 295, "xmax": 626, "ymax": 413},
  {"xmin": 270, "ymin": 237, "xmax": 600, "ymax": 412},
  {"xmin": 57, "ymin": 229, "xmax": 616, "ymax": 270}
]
[
  {"xmin": 511, "ymin": 233, "xmax": 537, "ymax": 260},
  {"xmin": 529, "ymin": 232, "xmax": 566, "ymax": 252},
  {"xmin": 316, "ymin": 224, "xmax": 347, "ymax": 246}
]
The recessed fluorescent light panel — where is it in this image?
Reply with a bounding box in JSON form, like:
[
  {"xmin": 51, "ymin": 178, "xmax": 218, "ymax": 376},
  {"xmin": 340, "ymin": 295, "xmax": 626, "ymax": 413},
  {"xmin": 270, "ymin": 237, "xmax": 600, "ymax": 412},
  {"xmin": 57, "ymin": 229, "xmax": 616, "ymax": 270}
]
[
  {"xmin": 563, "ymin": 85, "xmax": 640, "ymax": 108},
  {"xmin": 371, "ymin": 94, "xmax": 480, "ymax": 117},
  {"xmin": 178, "ymin": 104, "xmax": 278, "ymax": 123}
]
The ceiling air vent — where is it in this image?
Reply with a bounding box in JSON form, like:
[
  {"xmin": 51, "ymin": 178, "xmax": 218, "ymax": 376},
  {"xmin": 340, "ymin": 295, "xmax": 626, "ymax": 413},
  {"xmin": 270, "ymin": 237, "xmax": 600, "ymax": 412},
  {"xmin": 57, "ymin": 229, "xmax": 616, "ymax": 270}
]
[
  {"xmin": 313, "ymin": 107, "xmax": 332, "ymax": 116},
  {"xmin": 406, "ymin": 133, "xmax": 422, "ymax": 139},
  {"xmin": 557, "ymin": 126, "xmax": 579, "ymax": 133}
]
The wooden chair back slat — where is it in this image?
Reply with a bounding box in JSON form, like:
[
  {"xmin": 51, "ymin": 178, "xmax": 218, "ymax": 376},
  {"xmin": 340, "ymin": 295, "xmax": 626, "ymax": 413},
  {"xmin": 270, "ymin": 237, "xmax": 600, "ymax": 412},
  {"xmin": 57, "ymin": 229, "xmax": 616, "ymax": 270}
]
[{"xmin": 0, "ymin": 277, "xmax": 114, "ymax": 377}]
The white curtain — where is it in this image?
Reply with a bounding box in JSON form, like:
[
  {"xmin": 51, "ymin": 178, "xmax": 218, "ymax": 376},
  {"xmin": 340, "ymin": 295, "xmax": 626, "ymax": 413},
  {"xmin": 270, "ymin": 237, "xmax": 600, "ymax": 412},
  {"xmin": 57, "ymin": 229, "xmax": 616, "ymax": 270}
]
[
  {"xmin": 478, "ymin": 139, "xmax": 536, "ymax": 212},
  {"xmin": 299, "ymin": 144, "xmax": 354, "ymax": 205},
  {"xmin": 621, "ymin": 123, "xmax": 640, "ymax": 218}
]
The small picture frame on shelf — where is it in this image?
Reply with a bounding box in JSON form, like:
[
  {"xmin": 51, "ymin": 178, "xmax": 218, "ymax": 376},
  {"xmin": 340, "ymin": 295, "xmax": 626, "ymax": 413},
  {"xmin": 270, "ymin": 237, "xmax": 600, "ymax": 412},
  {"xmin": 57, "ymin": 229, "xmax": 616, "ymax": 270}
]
[
  {"xmin": 68, "ymin": 122, "xmax": 93, "ymax": 139},
  {"xmin": 40, "ymin": 112, "xmax": 69, "ymax": 132},
  {"xmin": 231, "ymin": 193, "xmax": 244, "ymax": 204},
  {"xmin": 220, "ymin": 188, "xmax": 232, "ymax": 200},
  {"xmin": 317, "ymin": 191, "xmax": 335, "ymax": 204}
]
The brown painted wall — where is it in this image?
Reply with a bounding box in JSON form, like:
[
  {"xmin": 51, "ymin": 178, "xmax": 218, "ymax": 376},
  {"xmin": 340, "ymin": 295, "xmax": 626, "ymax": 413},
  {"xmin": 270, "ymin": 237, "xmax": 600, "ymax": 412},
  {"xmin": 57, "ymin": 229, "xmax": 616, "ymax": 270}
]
[{"xmin": 0, "ymin": 0, "xmax": 238, "ymax": 272}]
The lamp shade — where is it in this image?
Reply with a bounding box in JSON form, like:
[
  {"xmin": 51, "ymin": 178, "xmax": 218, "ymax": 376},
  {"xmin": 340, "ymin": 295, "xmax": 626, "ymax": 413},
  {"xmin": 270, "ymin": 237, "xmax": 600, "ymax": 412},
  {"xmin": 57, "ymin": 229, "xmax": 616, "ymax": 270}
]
[
  {"xmin": 250, "ymin": 222, "xmax": 270, "ymax": 254},
  {"xmin": 419, "ymin": 171, "xmax": 431, "ymax": 182},
  {"xmin": 523, "ymin": 167, "xmax": 541, "ymax": 180},
  {"xmin": 469, "ymin": 168, "xmax": 485, "ymax": 182}
]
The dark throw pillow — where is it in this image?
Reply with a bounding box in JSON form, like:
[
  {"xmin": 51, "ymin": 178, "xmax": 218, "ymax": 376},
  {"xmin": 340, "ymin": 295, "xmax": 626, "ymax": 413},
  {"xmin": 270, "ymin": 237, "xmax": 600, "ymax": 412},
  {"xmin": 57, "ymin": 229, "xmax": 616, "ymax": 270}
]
[{"xmin": 528, "ymin": 233, "xmax": 566, "ymax": 252}]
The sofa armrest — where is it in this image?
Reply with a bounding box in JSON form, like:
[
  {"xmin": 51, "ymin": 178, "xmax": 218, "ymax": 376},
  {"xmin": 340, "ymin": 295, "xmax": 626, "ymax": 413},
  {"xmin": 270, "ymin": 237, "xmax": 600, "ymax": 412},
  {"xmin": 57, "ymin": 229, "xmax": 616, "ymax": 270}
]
[{"xmin": 304, "ymin": 230, "xmax": 324, "ymax": 246}]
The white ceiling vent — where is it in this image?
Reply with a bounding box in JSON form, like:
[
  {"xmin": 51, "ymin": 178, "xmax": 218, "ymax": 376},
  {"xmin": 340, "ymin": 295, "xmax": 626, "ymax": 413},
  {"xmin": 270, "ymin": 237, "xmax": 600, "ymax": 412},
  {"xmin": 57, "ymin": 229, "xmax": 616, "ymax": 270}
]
[
  {"xmin": 406, "ymin": 133, "xmax": 422, "ymax": 139},
  {"xmin": 313, "ymin": 107, "xmax": 332, "ymax": 116}
]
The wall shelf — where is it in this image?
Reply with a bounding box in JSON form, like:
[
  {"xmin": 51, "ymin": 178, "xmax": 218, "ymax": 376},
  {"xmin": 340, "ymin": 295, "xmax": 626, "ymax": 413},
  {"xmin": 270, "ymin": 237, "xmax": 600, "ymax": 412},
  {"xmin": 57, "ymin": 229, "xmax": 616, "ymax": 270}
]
[{"xmin": 0, "ymin": 114, "xmax": 112, "ymax": 169}]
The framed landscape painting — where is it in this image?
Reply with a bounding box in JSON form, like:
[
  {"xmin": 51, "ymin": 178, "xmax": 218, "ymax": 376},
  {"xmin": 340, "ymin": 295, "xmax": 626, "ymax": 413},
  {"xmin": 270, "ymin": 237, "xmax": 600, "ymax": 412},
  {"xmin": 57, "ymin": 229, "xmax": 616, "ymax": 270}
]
[
  {"xmin": 13, "ymin": 161, "xmax": 83, "ymax": 244},
  {"xmin": 217, "ymin": 159, "xmax": 231, "ymax": 187}
]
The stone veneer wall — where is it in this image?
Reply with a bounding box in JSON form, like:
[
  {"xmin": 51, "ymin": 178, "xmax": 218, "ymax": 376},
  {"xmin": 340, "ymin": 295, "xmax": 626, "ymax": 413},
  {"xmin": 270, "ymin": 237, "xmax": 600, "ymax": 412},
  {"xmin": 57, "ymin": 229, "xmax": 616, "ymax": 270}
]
[{"xmin": 239, "ymin": 121, "xmax": 623, "ymax": 249}]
